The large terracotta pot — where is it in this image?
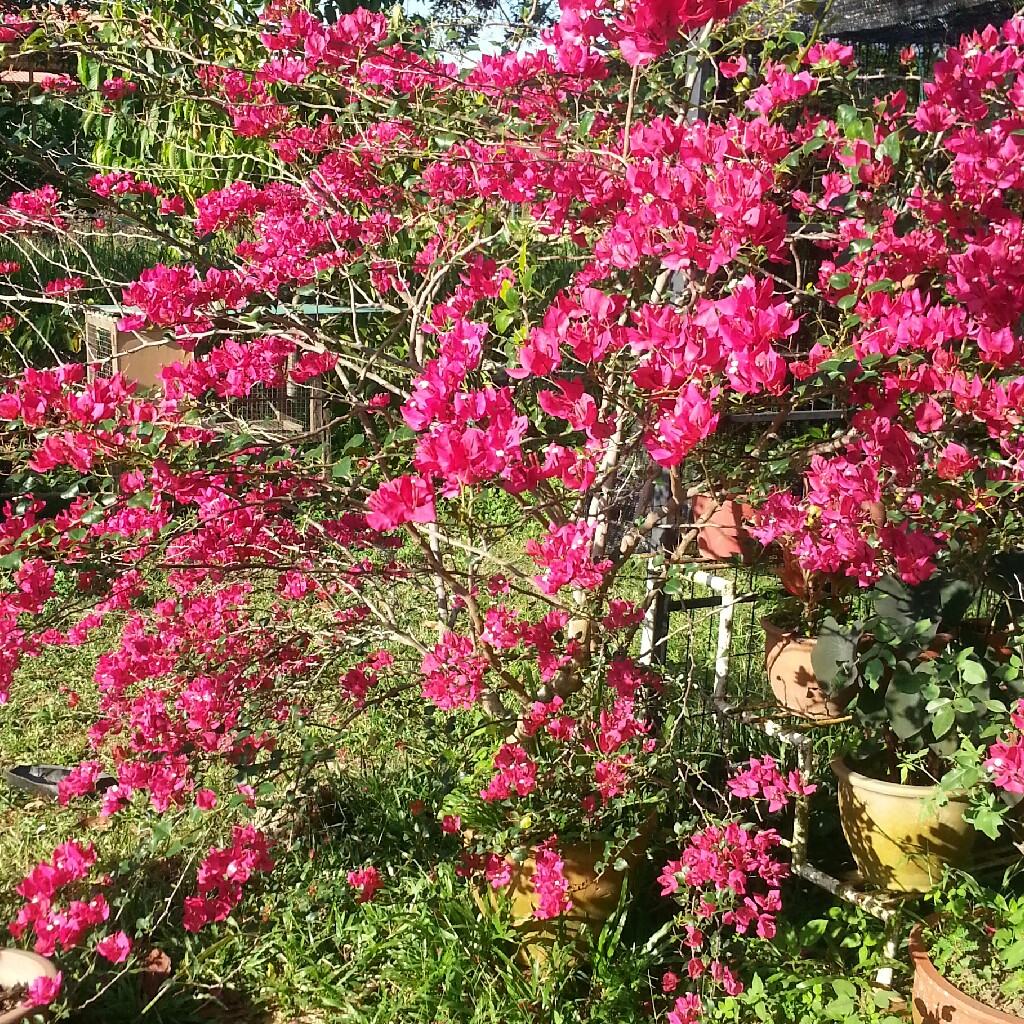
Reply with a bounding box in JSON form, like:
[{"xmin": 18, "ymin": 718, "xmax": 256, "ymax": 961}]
[
  {"xmin": 833, "ymin": 758, "xmax": 976, "ymax": 893},
  {"xmin": 692, "ymin": 496, "xmax": 758, "ymax": 563},
  {"xmin": 0, "ymin": 949, "xmax": 58, "ymax": 1024},
  {"xmin": 478, "ymin": 819, "xmax": 654, "ymax": 965},
  {"xmin": 762, "ymin": 617, "xmax": 852, "ymax": 719},
  {"xmin": 909, "ymin": 922, "xmax": 1023, "ymax": 1024}
]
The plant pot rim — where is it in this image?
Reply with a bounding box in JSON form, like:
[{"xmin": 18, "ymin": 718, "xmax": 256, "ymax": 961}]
[
  {"xmin": 760, "ymin": 615, "xmax": 815, "ymax": 646},
  {"xmin": 464, "ymin": 811, "xmax": 658, "ymax": 857},
  {"xmin": 693, "ymin": 493, "xmax": 754, "ymax": 507},
  {"xmin": 909, "ymin": 921, "xmax": 1024, "ymax": 1024},
  {"xmin": 832, "ymin": 756, "xmax": 969, "ymax": 798}
]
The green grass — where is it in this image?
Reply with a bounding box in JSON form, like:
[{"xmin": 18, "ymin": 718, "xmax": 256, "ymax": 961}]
[{"xmin": 0, "ymin": 549, "xmax": 909, "ymax": 1024}]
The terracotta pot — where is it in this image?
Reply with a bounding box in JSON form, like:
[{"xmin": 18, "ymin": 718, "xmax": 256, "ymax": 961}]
[
  {"xmin": 909, "ymin": 921, "xmax": 1023, "ymax": 1024},
  {"xmin": 476, "ymin": 818, "xmax": 655, "ymax": 965},
  {"xmin": 761, "ymin": 617, "xmax": 853, "ymax": 719},
  {"xmin": 692, "ymin": 496, "xmax": 759, "ymax": 563},
  {"xmin": 833, "ymin": 758, "xmax": 976, "ymax": 893},
  {"xmin": 0, "ymin": 949, "xmax": 58, "ymax": 1024}
]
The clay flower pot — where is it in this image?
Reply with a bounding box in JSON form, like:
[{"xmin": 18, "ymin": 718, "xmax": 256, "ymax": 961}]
[
  {"xmin": 833, "ymin": 758, "xmax": 976, "ymax": 893},
  {"xmin": 762, "ymin": 617, "xmax": 853, "ymax": 719},
  {"xmin": 909, "ymin": 922, "xmax": 1023, "ymax": 1024},
  {"xmin": 0, "ymin": 949, "xmax": 58, "ymax": 1024},
  {"xmin": 476, "ymin": 817, "xmax": 655, "ymax": 966},
  {"xmin": 692, "ymin": 496, "xmax": 759, "ymax": 563}
]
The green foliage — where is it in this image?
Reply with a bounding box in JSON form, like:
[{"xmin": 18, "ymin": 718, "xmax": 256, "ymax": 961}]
[
  {"xmin": 0, "ymin": 234, "xmax": 163, "ymax": 371},
  {"xmin": 702, "ymin": 902, "xmax": 903, "ymax": 1024},
  {"xmin": 923, "ymin": 873, "xmax": 1024, "ymax": 1018}
]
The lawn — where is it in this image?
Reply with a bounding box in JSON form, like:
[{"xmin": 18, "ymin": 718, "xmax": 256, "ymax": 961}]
[{"xmin": 0, "ymin": 560, "xmax": 927, "ymax": 1024}]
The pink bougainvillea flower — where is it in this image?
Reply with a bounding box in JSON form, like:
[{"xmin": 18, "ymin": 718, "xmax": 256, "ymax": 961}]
[
  {"xmin": 365, "ymin": 475, "xmax": 436, "ymax": 531},
  {"xmin": 347, "ymin": 865, "xmax": 383, "ymax": 903},
  {"xmin": 484, "ymin": 854, "xmax": 512, "ymax": 890},
  {"xmin": 291, "ymin": 349, "xmax": 338, "ymax": 383},
  {"xmin": 96, "ymin": 930, "xmax": 132, "ymax": 963},
  {"xmin": 612, "ymin": 0, "xmax": 751, "ymax": 66},
  {"xmin": 935, "ymin": 442, "xmax": 979, "ymax": 480},
  {"xmin": 44, "ymin": 276, "xmax": 86, "ymax": 296},
  {"xmin": 719, "ymin": 55, "xmax": 746, "ymax": 78},
  {"xmin": 159, "ymin": 196, "xmax": 186, "ymax": 216},
  {"xmin": 667, "ymin": 993, "xmax": 702, "ymax": 1024},
  {"xmin": 40, "ymin": 73, "xmax": 79, "ymax": 93},
  {"xmin": 480, "ymin": 744, "xmax": 537, "ymax": 802},
  {"xmin": 531, "ymin": 838, "xmax": 572, "ymax": 919},
  {"xmin": 100, "ymin": 77, "xmax": 137, "ymax": 101},
  {"xmin": 23, "ymin": 971, "xmax": 62, "ymax": 1008},
  {"xmin": 727, "ymin": 756, "xmax": 816, "ymax": 811},
  {"xmin": 986, "ymin": 700, "xmax": 1024, "ymax": 793},
  {"xmin": 525, "ymin": 520, "xmax": 610, "ymax": 595}
]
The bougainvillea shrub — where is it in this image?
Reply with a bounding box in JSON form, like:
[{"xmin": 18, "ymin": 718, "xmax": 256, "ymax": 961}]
[{"xmin": 2, "ymin": 0, "xmax": 1024, "ymax": 1013}]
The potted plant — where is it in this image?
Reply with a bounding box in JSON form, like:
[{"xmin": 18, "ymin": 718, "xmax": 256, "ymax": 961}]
[
  {"xmin": 441, "ymin": 656, "xmax": 667, "ymax": 961},
  {"xmin": 756, "ymin": 546, "xmax": 856, "ymax": 720},
  {"xmin": 820, "ymin": 575, "xmax": 1024, "ymax": 891},
  {"xmin": 909, "ymin": 876, "xmax": 1024, "ymax": 1024}
]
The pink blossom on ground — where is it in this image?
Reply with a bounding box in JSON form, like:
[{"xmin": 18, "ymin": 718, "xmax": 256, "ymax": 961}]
[{"xmin": 347, "ymin": 865, "xmax": 384, "ymax": 903}]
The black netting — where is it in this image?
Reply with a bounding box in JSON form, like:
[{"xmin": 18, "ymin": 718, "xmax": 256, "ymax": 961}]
[{"xmin": 815, "ymin": 0, "xmax": 1016, "ymax": 45}]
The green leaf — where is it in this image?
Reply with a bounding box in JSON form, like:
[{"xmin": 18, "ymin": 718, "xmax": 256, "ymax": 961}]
[
  {"xmin": 966, "ymin": 804, "xmax": 1005, "ymax": 841},
  {"xmin": 831, "ymin": 978, "xmax": 857, "ymax": 1000},
  {"xmin": 836, "ymin": 104, "xmax": 858, "ymax": 128},
  {"xmin": 1002, "ymin": 938, "xmax": 1024, "ymax": 970},
  {"xmin": 0, "ymin": 551, "xmax": 24, "ymax": 570},
  {"xmin": 961, "ymin": 660, "xmax": 988, "ymax": 687},
  {"xmin": 865, "ymin": 278, "xmax": 895, "ymax": 294},
  {"xmin": 931, "ymin": 703, "xmax": 955, "ymax": 739},
  {"xmin": 494, "ymin": 309, "xmax": 515, "ymax": 334},
  {"xmin": 876, "ymin": 132, "xmax": 901, "ymax": 162}
]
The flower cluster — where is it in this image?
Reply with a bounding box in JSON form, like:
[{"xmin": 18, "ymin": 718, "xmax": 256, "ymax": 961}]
[
  {"xmin": 100, "ymin": 77, "xmax": 137, "ymax": 101},
  {"xmin": 182, "ymin": 826, "xmax": 275, "ymax": 932},
  {"xmin": 985, "ymin": 699, "xmax": 1024, "ymax": 793},
  {"xmin": 531, "ymin": 838, "xmax": 573, "ymax": 919},
  {"xmin": 347, "ymin": 865, "xmax": 384, "ymax": 903},
  {"xmin": 6, "ymin": 0, "xmax": 1024, "ymax": 1000},
  {"xmin": 480, "ymin": 744, "xmax": 537, "ymax": 802},
  {"xmin": 9, "ymin": 842, "xmax": 128, "ymax": 960},
  {"xmin": 727, "ymin": 756, "xmax": 817, "ymax": 812},
  {"xmin": 659, "ymin": 822, "xmax": 789, "ymax": 1011}
]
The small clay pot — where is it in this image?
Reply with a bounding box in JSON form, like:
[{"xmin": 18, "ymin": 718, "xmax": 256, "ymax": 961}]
[
  {"xmin": 476, "ymin": 815, "xmax": 656, "ymax": 967},
  {"xmin": 909, "ymin": 921, "xmax": 1023, "ymax": 1024},
  {"xmin": 692, "ymin": 496, "xmax": 759, "ymax": 563},
  {"xmin": 0, "ymin": 949, "xmax": 58, "ymax": 1024},
  {"xmin": 762, "ymin": 617, "xmax": 854, "ymax": 719}
]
